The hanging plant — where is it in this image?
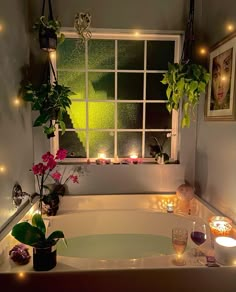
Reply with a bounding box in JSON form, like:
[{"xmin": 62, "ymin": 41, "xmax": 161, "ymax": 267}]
[
  {"xmin": 33, "ymin": 0, "xmax": 64, "ymax": 51},
  {"xmin": 161, "ymin": 63, "xmax": 210, "ymax": 128},
  {"xmin": 22, "ymin": 80, "xmax": 73, "ymax": 138}
]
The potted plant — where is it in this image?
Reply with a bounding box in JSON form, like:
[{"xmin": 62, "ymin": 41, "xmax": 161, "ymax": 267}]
[
  {"xmin": 33, "ymin": 16, "xmax": 65, "ymax": 51},
  {"xmin": 22, "ymin": 81, "xmax": 73, "ymax": 139},
  {"xmin": 11, "ymin": 213, "xmax": 65, "ymax": 271},
  {"xmin": 161, "ymin": 62, "xmax": 210, "ymax": 127},
  {"xmin": 149, "ymin": 134, "xmax": 171, "ymax": 164},
  {"xmin": 31, "ymin": 148, "xmax": 80, "ymax": 216}
]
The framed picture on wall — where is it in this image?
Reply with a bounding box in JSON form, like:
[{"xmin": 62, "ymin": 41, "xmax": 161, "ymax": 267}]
[{"xmin": 205, "ymin": 33, "xmax": 236, "ymax": 120}]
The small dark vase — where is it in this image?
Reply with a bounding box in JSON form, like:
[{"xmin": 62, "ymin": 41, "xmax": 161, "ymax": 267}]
[
  {"xmin": 39, "ymin": 27, "xmax": 57, "ymax": 52},
  {"xmin": 33, "ymin": 245, "xmax": 57, "ymax": 271},
  {"xmin": 42, "ymin": 184, "xmax": 65, "ymax": 216}
]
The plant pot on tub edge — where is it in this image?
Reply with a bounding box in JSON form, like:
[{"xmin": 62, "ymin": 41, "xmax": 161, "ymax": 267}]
[{"xmin": 11, "ymin": 213, "xmax": 66, "ymax": 271}]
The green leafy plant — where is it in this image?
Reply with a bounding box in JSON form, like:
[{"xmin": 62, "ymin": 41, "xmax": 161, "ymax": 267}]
[
  {"xmin": 33, "ymin": 16, "xmax": 65, "ymax": 45},
  {"xmin": 11, "ymin": 213, "xmax": 65, "ymax": 248},
  {"xmin": 161, "ymin": 63, "xmax": 210, "ymax": 127},
  {"xmin": 22, "ymin": 81, "xmax": 73, "ymax": 138}
]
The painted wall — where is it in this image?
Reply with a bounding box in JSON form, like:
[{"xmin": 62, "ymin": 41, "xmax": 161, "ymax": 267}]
[
  {"xmin": 196, "ymin": 0, "xmax": 236, "ymax": 222},
  {"xmin": 0, "ymin": 1, "xmax": 35, "ymax": 229}
]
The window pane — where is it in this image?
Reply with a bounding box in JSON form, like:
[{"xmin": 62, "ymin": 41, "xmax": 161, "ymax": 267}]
[
  {"xmin": 59, "ymin": 131, "xmax": 86, "ymax": 158},
  {"xmin": 88, "ymin": 72, "xmax": 115, "ymax": 100},
  {"xmin": 88, "ymin": 39, "xmax": 115, "ymax": 69},
  {"xmin": 117, "ymin": 132, "xmax": 142, "ymax": 158},
  {"xmin": 146, "ymin": 103, "xmax": 172, "ymax": 129},
  {"xmin": 89, "ymin": 131, "xmax": 114, "ymax": 158},
  {"xmin": 146, "ymin": 73, "xmax": 167, "ymax": 100},
  {"xmin": 88, "ymin": 102, "xmax": 114, "ymax": 128},
  {"xmin": 57, "ymin": 38, "xmax": 85, "ymax": 70},
  {"xmin": 145, "ymin": 131, "xmax": 171, "ymax": 158},
  {"xmin": 67, "ymin": 102, "xmax": 86, "ymax": 129},
  {"xmin": 118, "ymin": 40, "xmax": 144, "ymax": 70},
  {"xmin": 147, "ymin": 41, "xmax": 174, "ymax": 70},
  {"xmin": 58, "ymin": 71, "xmax": 85, "ymax": 99},
  {"xmin": 118, "ymin": 73, "xmax": 143, "ymax": 100},
  {"xmin": 118, "ymin": 103, "xmax": 143, "ymax": 129}
]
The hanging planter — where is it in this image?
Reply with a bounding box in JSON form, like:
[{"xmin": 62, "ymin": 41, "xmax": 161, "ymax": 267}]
[{"xmin": 33, "ymin": 0, "xmax": 64, "ymax": 52}]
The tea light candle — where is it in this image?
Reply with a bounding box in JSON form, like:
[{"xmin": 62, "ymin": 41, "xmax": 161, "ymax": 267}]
[
  {"xmin": 167, "ymin": 202, "xmax": 174, "ymax": 213},
  {"xmin": 129, "ymin": 153, "xmax": 138, "ymax": 164},
  {"xmin": 209, "ymin": 216, "xmax": 232, "ymax": 236}
]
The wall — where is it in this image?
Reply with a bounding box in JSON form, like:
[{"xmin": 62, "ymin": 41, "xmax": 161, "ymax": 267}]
[
  {"xmin": 29, "ymin": 0, "xmax": 200, "ymax": 196},
  {"xmin": 196, "ymin": 0, "xmax": 236, "ymax": 222},
  {"xmin": 0, "ymin": 1, "xmax": 35, "ymax": 230}
]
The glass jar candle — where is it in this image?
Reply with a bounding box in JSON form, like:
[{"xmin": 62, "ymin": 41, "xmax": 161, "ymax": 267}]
[{"xmin": 209, "ymin": 216, "xmax": 233, "ymax": 236}]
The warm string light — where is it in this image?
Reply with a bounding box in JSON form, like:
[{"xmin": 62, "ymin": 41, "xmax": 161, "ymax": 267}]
[
  {"xmin": 0, "ymin": 24, "xmax": 3, "ymax": 32},
  {"xmin": 0, "ymin": 165, "xmax": 6, "ymax": 173},
  {"xmin": 226, "ymin": 24, "xmax": 234, "ymax": 32},
  {"xmin": 13, "ymin": 97, "xmax": 21, "ymax": 106},
  {"xmin": 50, "ymin": 51, "xmax": 56, "ymax": 60}
]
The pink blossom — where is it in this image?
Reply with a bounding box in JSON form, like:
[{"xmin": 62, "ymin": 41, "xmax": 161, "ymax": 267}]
[
  {"xmin": 42, "ymin": 152, "xmax": 54, "ymax": 162},
  {"xmin": 70, "ymin": 175, "xmax": 79, "ymax": 183},
  {"xmin": 56, "ymin": 149, "xmax": 68, "ymax": 160},
  {"xmin": 32, "ymin": 163, "xmax": 48, "ymax": 175},
  {"xmin": 47, "ymin": 158, "xmax": 57, "ymax": 170},
  {"xmin": 51, "ymin": 171, "xmax": 62, "ymax": 181}
]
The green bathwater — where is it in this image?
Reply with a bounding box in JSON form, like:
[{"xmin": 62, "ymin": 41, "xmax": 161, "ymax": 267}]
[{"xmin": 57, "ymin": 234, "xmax": 173, "ymax": 259}]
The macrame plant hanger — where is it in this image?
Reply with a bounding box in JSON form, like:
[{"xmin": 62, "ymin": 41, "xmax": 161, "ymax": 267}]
[
  {"xmin": 181, "ymin": 0, "xmax": 195, "ymax": 64},
  {"xmin": 39, "ymin": 0, "xmax": 57, "ymax": 52}
]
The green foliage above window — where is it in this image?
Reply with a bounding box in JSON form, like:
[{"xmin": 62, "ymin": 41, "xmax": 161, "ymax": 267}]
[{"xmin": 161, "ymin": 63, "xmax": 210, "ymax": 127}]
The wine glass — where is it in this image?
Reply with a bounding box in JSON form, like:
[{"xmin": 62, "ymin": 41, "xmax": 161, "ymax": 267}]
[
  {"xmin": 172, "ymin": 227, "xmax": 188, "ymax": 266},
  {"xmin": 190, "ymin": 221, "xmax": 207, "ymax": 262}
]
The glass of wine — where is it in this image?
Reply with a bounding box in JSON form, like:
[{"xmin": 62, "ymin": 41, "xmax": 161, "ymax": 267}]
[
  {"xmin": 190, "ymin": 221, "xmax": 207, "ymax": 261},
  {"xmin": 172, "ymin": 227, "xmax": 188, "ymax": 266}
]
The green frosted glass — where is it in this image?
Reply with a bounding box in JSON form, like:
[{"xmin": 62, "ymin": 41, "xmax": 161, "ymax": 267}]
[
  {"xmin": 88, "ymin": 72, "xmax": 115, "ymax": 100},
  {"xmin": 67, "ymin": 101, "xmax": 86, "ymax": 129},
  {"xmin": 118, "ymin": 40, "xmax": 144, "ymax": 70},
  {"xmin": 145, "ymin": 131, "xmax": 171, "ymax": 158},
  {"xmin": 58, "ymin": 71, "xmax": 85, "ymax": 99},
  {"xmin": 57, "ymin": 38, "xmax": 85, "ymax": 70},
  {"xmin": 88, "ymin": 39, "xmax": 115, "ymax": 69},
  {"xmin": 147, "ymin": 41, "xmax": 174, "ymax": 70},
  {"xmin": 117, "ymin": 132, "xmax": 142, "ymax": 157},
  {"xmin": 118, "ymin": 73, "xmax": 143, "ymax": 100},
  {"xmin": 57, "ymin": 234, "xmax": 173, "ymax": 259},
  {"xmin": 146, "ymin": 103, "xmax": 172, "ymax": 129},
  {"xmin": 59, "ymin": 131, "xmax": 86, "ymax": 158},
  {"xmin": 118, "ymin": 103, "xmax": 143, "ymax": 129},
  {"xmin": 89, "ymin": 131, "xmax": 114, "ymax": 158},
  {"xmin": 88, "ymin": 102, "xmax": 114, "ymax": 129},
  {"xmin": 146, "ymin": 73, "xmax": 168, "ymax": 100}
]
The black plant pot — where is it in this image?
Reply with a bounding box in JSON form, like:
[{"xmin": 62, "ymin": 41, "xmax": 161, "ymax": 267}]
[
  {"xmin": 33, "ymin": 246, "xmax": 57, "ymax": 271},
  {"xmin": 39, "ymin": 28, "xmax": 57, "ymax": 52}
]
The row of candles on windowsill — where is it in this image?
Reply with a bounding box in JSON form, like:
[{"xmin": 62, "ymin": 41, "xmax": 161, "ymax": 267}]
[{"xmin": 95, "ymin": 153, "xmax": 142, "ymax": 165}]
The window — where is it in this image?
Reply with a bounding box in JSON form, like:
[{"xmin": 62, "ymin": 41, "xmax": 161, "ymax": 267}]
[{"xmin": 53, "ymin": 30, "xmax": 181, "ymax": 162}]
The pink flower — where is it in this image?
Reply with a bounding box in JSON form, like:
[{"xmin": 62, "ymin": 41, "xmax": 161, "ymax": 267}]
[
  {"xmin": 47, "ymin": 158, "xmax": 57, "ymax": 170},
  {"xmin": 70, "ymin": 175, "xmax": 79, "ymax": 183},
  {"xmin": 51, "ymin": 171, "xmax": 62, "ymax": 181},
  {"xmin": 32, "ymin": 163, "xmax": 48, "ymax": 175},
  {"xmin": 42, "ymin": 152, "xmax": 54, "ymax": 162},
  {"xmin": 56, "ymin": 149, "xmax": 67, "ymax": 160}
]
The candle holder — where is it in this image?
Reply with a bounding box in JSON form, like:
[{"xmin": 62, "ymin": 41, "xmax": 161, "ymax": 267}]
[{"xmin": 208, "ymin": 216, "xmax": 233, "ymax": 237}]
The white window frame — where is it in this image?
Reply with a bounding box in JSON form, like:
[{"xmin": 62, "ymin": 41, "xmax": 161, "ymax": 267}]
[{"xmin": 50, "ymin": 29, "xmax": 182, "ymax": 163}]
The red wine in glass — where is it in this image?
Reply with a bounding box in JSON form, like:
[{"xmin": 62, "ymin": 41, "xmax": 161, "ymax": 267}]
[
  {"xmin": 191, "ymin": 231, "xmax": 206, "ymax": 245},
  {"xmin": 191, "ymin": 221, "xmax": 207, "ymax": 260}
]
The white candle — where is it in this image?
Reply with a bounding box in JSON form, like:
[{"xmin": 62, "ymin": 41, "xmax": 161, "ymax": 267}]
[
  {"xmin": 167, "ymin": 203, "xmax": 174, "ymax": 213},
  {"xmin": 215, "ymin": 236, "xmax": 236, "ymax": 265}
]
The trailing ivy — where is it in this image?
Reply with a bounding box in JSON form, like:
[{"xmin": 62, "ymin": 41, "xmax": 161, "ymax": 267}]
[{"xmin": 161, "ymin": 63, "xmax": 210, "ymax": 127}]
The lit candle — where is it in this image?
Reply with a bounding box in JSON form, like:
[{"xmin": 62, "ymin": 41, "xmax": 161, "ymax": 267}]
[
  {"xmin": 130, "ymin": 153, "xmax": 138, "ymax": 164},
  {"xmin": 214, "ymin": 236, "xmax": 236, "ymax": 265},
  {"xmin": 167, "ymin": 202, "xmax": 174, "ymax": 213},
  {"xmin": 209, "ymin": 216, "xmax": 232, "ymax": 236}
]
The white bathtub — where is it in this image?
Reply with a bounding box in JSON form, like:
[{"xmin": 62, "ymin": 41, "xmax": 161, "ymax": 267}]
[
  {"xmin": 45, "ymin": 195, "xmax": 213, "ymax": 270},
  {"xmin": 1, "ymin": 194, "xmax": 236, "ymax": 292}
]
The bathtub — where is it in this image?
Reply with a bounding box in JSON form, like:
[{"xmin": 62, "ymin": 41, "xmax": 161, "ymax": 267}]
[{"xmin": 0, "ymin": 194, "xmax": 236, "ymax": 292}]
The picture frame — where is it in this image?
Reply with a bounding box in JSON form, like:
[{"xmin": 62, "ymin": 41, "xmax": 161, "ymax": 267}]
[{"xmin": 205, "ymin": 32, "xmax": 236, "ymax": 120}]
